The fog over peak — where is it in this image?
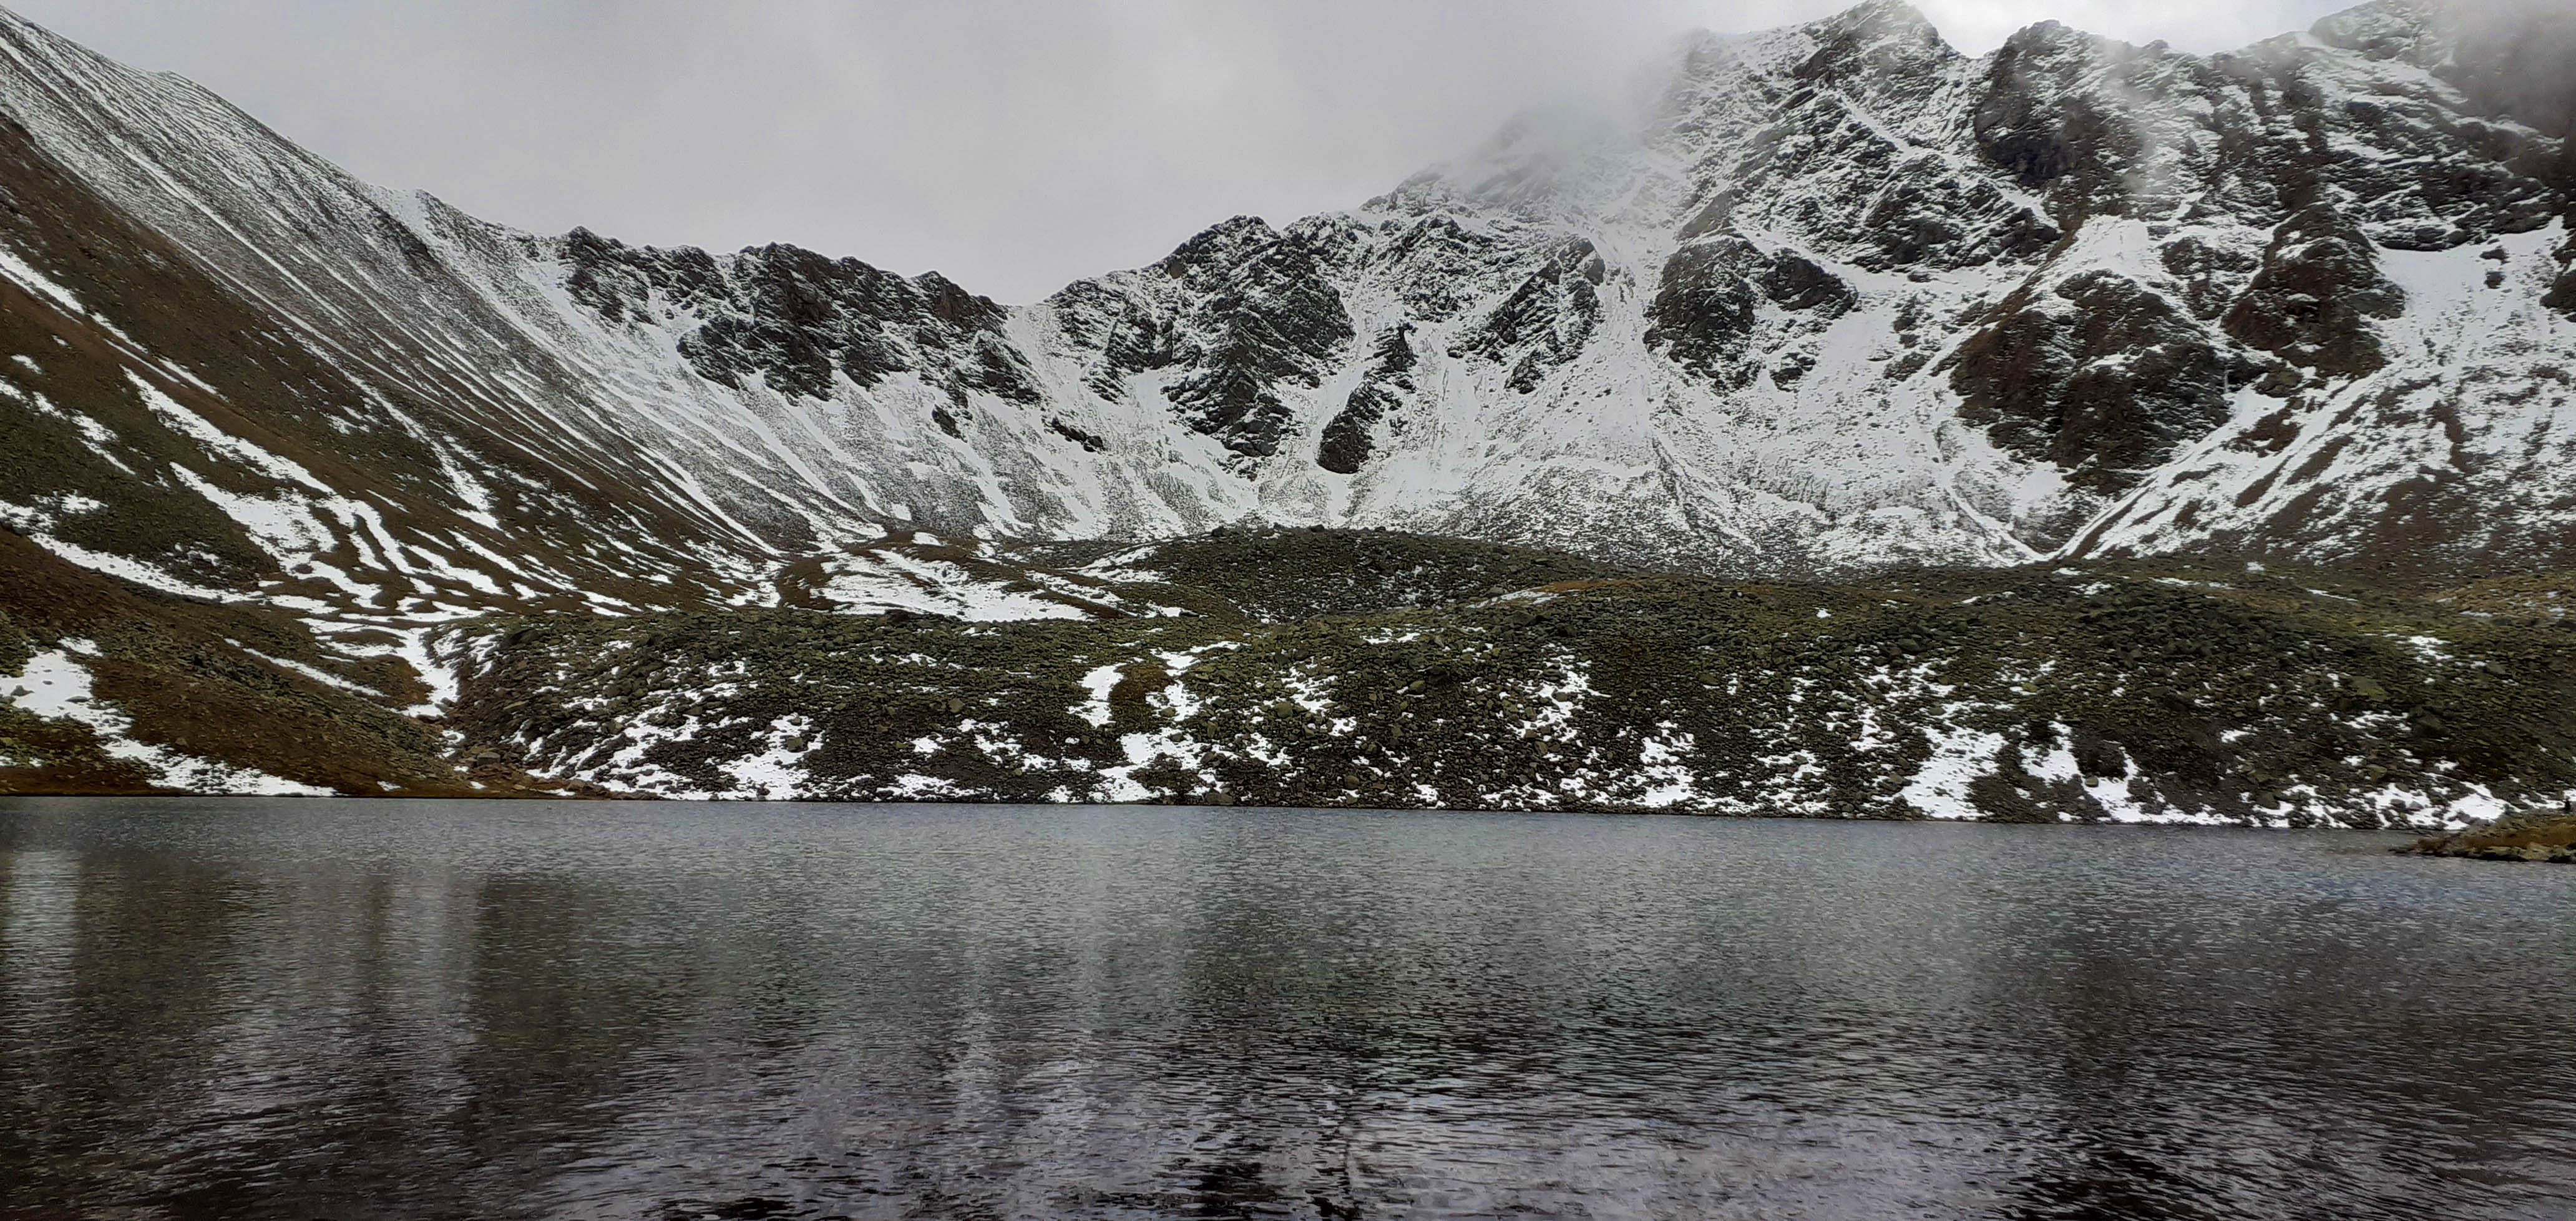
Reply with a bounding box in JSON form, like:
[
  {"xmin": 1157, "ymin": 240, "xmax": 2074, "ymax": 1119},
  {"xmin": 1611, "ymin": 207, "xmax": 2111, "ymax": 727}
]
[{"xmin": 0, "ymin": 1, "xmax": 2406, "ymax": 301}]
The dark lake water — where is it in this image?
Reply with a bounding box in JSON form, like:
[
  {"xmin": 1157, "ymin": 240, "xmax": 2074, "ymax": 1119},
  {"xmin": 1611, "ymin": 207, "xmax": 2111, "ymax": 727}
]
[{"xmin": 1, "ymin": 798, "xmax": 2570, "ymax": 1220}]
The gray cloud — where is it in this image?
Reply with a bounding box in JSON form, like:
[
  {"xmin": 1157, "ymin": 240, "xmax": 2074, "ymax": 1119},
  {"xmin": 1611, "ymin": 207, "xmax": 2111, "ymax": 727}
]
[{"xmin": 11, "ymin": 0, "xmax": 2356, "ymax": 302}]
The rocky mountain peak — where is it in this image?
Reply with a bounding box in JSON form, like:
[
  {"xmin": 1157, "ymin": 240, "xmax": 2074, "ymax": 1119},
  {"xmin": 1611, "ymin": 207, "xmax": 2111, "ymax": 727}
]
[
  {"xmin": 2308, "ymin": 0, "xmax": 2447, "ymax": 57},
  {"xmin": 1163, "ymin": 215, "xmax": 1284, "ymax": 272},
  {"xmin": 912, "ymin": 271, "xmax": 998, "ymax": 326},
  {"xmin": 1797, "ymin": 0, "xmax": 1954, "ymax": 73}
]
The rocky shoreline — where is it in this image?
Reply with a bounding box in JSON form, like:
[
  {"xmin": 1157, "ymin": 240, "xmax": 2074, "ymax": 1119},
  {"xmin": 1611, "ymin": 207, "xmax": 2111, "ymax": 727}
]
[{"xmin": 2401, "ymin": 808, "xmax": 2576, "ymax": 862}]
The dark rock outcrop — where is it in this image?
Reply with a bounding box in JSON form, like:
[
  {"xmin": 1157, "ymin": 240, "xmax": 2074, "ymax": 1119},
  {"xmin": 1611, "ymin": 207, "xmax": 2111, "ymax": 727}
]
[
  {"xmin": 1950, "ymin": 272, "xmax": 2263, "ymax": 495},
  {"xmin": 1159, "ymin": 217, "xmax": 1355, "ymax": 460},
  {"xmin": 1318, "ymin": 325, "xmax": 1418, "ymax": 474},
  {"xmin": 558, "ymin": 231, "xmax": 1033, "ymax": 406},
  {"xmin": 1452, "ymin": 238, "xmax": 1606, "ymax": 393},
  {"xmin": 1646, "ymin": 237, "xmax": 1855, "ymax": 388},
  {"xmin": 2221, "ymin": 203, "xmax": 2406, "ymax": 377},
  {"xmin": 1969, "ymin": 21, "xmax": 2141, "ymax": 217}
]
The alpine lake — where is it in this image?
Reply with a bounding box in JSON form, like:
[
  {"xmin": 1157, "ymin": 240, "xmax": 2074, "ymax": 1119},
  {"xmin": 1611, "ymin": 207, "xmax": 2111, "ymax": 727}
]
[{"xmin": 1, "ymin": 798, "xmax": 2570, "ymax": 1220}]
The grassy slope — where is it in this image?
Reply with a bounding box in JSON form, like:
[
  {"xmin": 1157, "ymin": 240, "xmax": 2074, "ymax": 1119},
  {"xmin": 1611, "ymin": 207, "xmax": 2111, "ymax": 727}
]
[{"xmin": 0, "ymin": 529, "xmax": 533, "ymax": 797}]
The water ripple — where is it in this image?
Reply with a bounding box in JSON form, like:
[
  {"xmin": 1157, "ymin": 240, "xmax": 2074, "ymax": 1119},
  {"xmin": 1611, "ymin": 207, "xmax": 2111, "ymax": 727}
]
[{"xmin": 1, "ymin": 799, "xmax": 2570, "ymax": 1220}]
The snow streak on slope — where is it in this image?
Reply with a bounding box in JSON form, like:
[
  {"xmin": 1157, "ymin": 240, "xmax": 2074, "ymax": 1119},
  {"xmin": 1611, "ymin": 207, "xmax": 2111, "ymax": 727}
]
[{"xmin": 0, "ymin": 640, "xmax": 331, "ymax": 794}]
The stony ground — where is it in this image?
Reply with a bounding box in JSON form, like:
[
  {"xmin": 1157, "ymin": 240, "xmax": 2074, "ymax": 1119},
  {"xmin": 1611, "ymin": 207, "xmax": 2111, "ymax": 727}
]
[
  {"xmin": 427, "ymin": 529, "xmax": 2575, "ymax": 827},
  {"xmin": 9, "ymin": 526, "xmax": 2574, "ymax": 826},
  {"xmin": 2401, "ymin": 809, "xmax": 2576, "ymax": 862}
]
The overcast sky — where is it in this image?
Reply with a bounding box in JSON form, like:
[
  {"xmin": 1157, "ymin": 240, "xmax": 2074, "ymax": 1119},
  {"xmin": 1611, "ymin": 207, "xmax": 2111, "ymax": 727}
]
[{"xmin": 12, "ymin": 0, "xmax": 2354, "ymax": 302}]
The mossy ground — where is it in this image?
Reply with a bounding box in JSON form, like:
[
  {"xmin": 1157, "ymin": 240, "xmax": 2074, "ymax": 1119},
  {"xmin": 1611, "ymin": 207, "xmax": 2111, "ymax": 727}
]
[
  {"xmin": 437, "ymin": 531, "xmax": 2576, "ymax": 825},
  {"xmin": 9, "ymin": 521, "xmax": 2572, "ymax": 820}
]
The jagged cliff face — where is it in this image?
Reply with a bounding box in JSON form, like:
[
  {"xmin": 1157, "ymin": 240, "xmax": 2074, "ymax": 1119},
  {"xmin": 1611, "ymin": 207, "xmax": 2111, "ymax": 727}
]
[{"xmin": 3, "ymin": 0, "xmax": 2575, "ymax": 627}]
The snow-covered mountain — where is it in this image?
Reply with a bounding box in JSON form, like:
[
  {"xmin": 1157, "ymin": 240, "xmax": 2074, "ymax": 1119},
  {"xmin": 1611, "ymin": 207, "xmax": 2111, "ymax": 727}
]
[
  {"xmin": 4, "ymin": 1, "xmax": 2576, "ymax": 816},
  {"xmin": 4, "ymin": 0, "xmax": 2573, "ymax": 625}
]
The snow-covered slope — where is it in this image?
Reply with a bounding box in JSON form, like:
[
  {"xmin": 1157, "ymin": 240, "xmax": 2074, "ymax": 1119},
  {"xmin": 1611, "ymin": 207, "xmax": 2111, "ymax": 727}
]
[{"xmin": 2, "ymin": 0, "xmax": 2573, "ymax": 620}]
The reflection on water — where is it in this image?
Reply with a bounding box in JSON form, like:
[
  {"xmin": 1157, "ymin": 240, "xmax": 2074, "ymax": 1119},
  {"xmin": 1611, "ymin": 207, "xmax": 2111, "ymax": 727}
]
[{"xmin": 1, "ymin": 798, "xmax": 2570, "ymax": 1220}]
